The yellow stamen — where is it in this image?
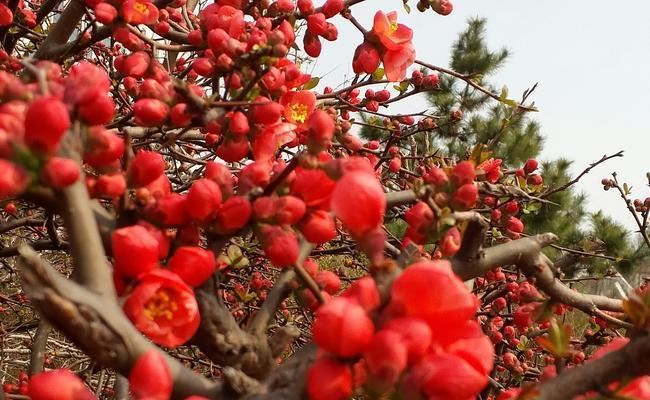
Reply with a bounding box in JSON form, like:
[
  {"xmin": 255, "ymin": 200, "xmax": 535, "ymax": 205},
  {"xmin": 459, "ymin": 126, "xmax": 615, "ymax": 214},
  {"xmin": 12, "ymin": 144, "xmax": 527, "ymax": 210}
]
[
  {"xmin": 134, "ymin": 1, "xmax": 149, "ymax": 14},
  {"xmin": 389, "ymin": 21, "xmax": 399, "ymax": 34},
  {"xmin": 144, "ymin": 288, "xmax": 178, "ymax": 321},
  {"xmin": 290, "ymin": 103, "xmax": 309, "ymax": 123}
]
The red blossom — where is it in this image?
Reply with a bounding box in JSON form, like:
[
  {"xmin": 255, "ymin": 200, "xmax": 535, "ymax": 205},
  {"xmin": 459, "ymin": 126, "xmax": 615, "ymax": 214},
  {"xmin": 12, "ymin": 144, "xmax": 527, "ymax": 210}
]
[
  {"xmin": 121, "ymin": 0, "xmax": 160, "ymax": 25},
  {"xmin": 41, "ymin": 157, "xmax": 79, "ymax": 189},
  {"xmin": 129, "ymin": 350, "xmax": 172, "ymax": 400},
  {"xmin": 24, "ymin": 96, "xmax": 70, "ymax": 153},
  {"xmin": 111, "ymin": 225, "xmax": 160, "ymax": 277},
  {"xmin": 167, "ymin": 246, "xmax": 216, "ymax": 287},
  {"xmin": 28, "ymin": 369, "xmax": 97, "ymax": 400},
  {"xmin": 306, "ymin": 357, "xmax": 353, "ymax": 400},
  {"xmin": 312, "ymin": 296, "xmax": 374, "ymax": 357},
  {"xmin": 124, "ymin": 269, "xmax": 200, "ymax": 348}
]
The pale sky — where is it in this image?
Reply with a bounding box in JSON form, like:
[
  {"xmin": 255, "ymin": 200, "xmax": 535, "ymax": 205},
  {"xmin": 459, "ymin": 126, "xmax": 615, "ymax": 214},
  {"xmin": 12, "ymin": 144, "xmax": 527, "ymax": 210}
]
[{"xmin": 310, "ymin": 0, "xmax": 650, "ymax": 233}]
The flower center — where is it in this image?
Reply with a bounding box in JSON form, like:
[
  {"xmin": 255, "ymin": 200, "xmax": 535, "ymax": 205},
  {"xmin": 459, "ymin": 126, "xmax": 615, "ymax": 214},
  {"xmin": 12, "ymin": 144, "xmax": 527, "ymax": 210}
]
[
  {"xmin": 389, "ymin": 21, "xmax": 399, "ymax": 34},
  {"xmin": 290, "ymin": 103, "xmax": 309, "ymax": 123},
  {"xmin": 144, "ymin": 288, "xmax": 178, "ymax": 321},
  {"xmin": 134, "ymin": 1, "xmax": 149, "ymax": 14}
]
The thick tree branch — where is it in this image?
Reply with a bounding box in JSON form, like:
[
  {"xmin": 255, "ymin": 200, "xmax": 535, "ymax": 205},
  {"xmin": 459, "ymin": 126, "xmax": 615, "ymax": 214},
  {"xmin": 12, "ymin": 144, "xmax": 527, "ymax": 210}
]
[
  {"xmin": 18, "ymin": 246, "xmax": 222, "ymax": 400},
  {"xmin": 34, "ymin": 0, "xmax": 85, "ymax": 60},
  {"xmin": 534, "ymin": 335, "xmax": 650, "ymax": 400}
]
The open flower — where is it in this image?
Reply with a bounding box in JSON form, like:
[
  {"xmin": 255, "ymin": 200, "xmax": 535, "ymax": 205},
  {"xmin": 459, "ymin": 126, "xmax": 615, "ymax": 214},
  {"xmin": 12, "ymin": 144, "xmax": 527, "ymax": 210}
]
[
  {"xmin": 124, "ymin": 269, "xmax": 200, "ymax": 348},
  {"xmin": 280, "ymin": 90, "xmax": 317, "ymax": 131},
  {"xmin": 121, "ymin": 0, "xmax": 159, "ymax": 25},
  {"xmin": 372, "ymin": 11, "xmax": 413, "ymax": 51}
]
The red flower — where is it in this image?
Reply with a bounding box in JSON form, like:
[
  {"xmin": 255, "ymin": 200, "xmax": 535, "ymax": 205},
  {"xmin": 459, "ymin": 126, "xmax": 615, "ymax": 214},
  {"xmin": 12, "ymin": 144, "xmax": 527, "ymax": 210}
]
[
  {"xmin": 94, "ymin": 3, "xmax": 118, "ymax": 24},
  {"xmin": 24, "ymin": 96, "xmax": 70, "ymax": 153},
  {"xmin": 252, "ymin": 122, "xmax": 296, "ymax": 165},
  {"xmin": 300, "ymin": 209, "xmax": 336, "ymax": 244},
  {"xmin": 431, "ymin": 0, "xmax": 453, "ymax": 15},
  {"xmin": 280, "ymin": 90, "xmax": 317, "ymax": 131},
  {"xmin": 307, "ymin": 357, "xmax": 353, "ymax": 400},
  {"xmin": 124, "ymin": 269, "xmax": 200, "ymax": 348},
  {"xmin": 306, "ymin": 109, "xmax": 335, "ymax": 153},
  {"xmin": 451, "ymin": 160, "xmax": 476, "ymax": 185},
  {"xmin": 291, "ymin": 154, "xmax": 336, "ymax": 209},
  {"xmin": 477, "ymin": 158, "xmax": 502, "ymax": 183},
  {"xmin": 41, "ymin": 157, "xmax": 79, "ymax": 189},
  {"xmin": 274, "ymin": 195, "xmax": 307, "ymax": 225},
  {"xmin": 452, "ymin": 183, "xmax": 478, "ymax": 209},
  {"xmin": 383, "ymin": 317, "xmax": 432, "ymax": 364},
  {"xmin": 0, "ymin": 160, "xmax": 28, "ymax": 198},
  {"xmin": 96, "ymin": 172, "xmax": 127, "ymax": 198},
  {"xmin": 133, "ymin": 98, "xmax": 169, "ymax": 127},
  {"xmin": 439, "ymin": 226, "xmax": 461, "ymax": 256},
  {"xmin": 312, "ymin": 296, "xmax": 374, "ymax": 357},
  {"xmin": 372, "ymin": 11, "xmax": 413, "ymax": 51},
  {"xmin": 0, "ymin": 4, "xmax": 13, "ymax": 26},
  {"xmin": 352, "ymin": 41, "xmax": 381, "ymax": 75},
  {"xmin": 121, "ymin": 0, "xmax": 159, "ymax": 25},
  {"xmin": 389, "ymin": 260, "xmax": 478, "ymax": 330},
  {"xmin": 129, "ymin": 151, "xmax": 165, "ymax": 187},
  {"xmin": 168, "ymin": 246, "xmax": 216, "ymax": 287},
  {"xmin": 111, "ymin": 225, "xmax": 160, "ymax": 277},
  {"xmin": 363, "ymin": 330, "xmax": 408, "ymax": 387},
  {"xmin": 186, "ymin": 178, "xmax": 223, "ymax": 222},
  {"xmin": 342, "ymin": 275, "xmax": 380, "ymax": 312},
  {"xmin": 259, "ymin": 225, "xmax": 299, "ymax": 267},
  {"xmin": 331, "ymin": 164, "xmax": 386, "ymax": 236},
  {"xmin": 214, "ymin": 195, "xmax": 252, "ymax": 234},
  {"xmin": 129, "ymin": 350, "xmax": 172, "ymax": 400},
  {"xmin": 28, "ymin": 369, "xmax": 97, "ymax": 400}
]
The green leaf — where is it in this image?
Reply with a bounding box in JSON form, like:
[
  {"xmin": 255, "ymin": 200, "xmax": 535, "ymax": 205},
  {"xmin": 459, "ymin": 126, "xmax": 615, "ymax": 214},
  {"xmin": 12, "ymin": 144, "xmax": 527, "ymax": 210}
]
[
  {"xmin": 499, "ymin": 85, "xmax": 509, "ymax": 101},
  {"xmin": 403, "ymin": 2, "xmax": 411, "ymax": 13},
  {"xmin": 624, "ymin": 182, "xmax": 632, "ymax": 195},
  {"xmin": 372, "ymin": 67, "xmax": 385, "ymax": 80},
  {"xmin": 302, "ymin": 76, "xmax": 320, "ymax": 91}
]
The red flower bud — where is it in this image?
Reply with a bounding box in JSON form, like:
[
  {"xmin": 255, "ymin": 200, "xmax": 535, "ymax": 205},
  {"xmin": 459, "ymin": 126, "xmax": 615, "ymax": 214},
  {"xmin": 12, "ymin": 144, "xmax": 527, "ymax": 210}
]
[
  {"xmin": 452, "ymin": 183, "xmax": 478, "ymax": 209},
  {"xmin": 96, "ymin": 173, "xmax": 126, "ymax": 198},
  {"xmin": 214, "ymin": 195, "xmax": 252, "ymax": 234},
  {"xmin": 41, "ymin": 157, "xmax": 79, "ymax": 189},
  {"xmin": 300, "ymin": 209, "xmax": 336, "ymax": 244},
  {"xmin": 423, "ymin": 166, "xmax": 449, "ymax": 187},
  {"xmin": 186, "ymin": 178, "xmax": 222, "ymax": 222},
  {"xmin": 0, "ymin": 160, "xmax": 28, "ymax": 198},
  {"xmin": 352, "ymin": 42, "xmax": 380, "ymax": 75},
  {"xmin": 94, "ymin": 3, "xmax": 118, "ymax": 24},
  {"xmin": 439, "ymin": 226, "xmax": 461, "ymax": 256},
  {"xmin": 307, "ymin": 357, "xmax": 353, "ymax": 400},
  {"xmin": 321, "ymin": 0, "xmax": 344, "ymax": 18},
  {"xmin": 303, "ymin": 31, "xmax": 322, "ymax": 57},
  {"xmin": 133, "ymin": 98, "xmax": 169, "ymax": 127},
  {"xmin": 306, "ymin": 109, "xmax": 334, "ymax": 153},
  {"xmin": 331, "ymin": 167, "xmax": 386, "ymax": 236},
  {"xmin": 78, "ymin": 92, "xmax": 114, "ymax": 125},
  {"xmin": 298, "ymin": 0, "xmax": 314, "ymax": 14},
  {"xmin": 342, "ymin": 276, "xmax": 380, "ymax": 312},
  {"xmin": 25, "ymin": 96, "xmax": 70, "ymax": 153},
  {"xmin": 275, "ymin": 195, "xmax": 307, "ymax": 225},
  {"xmin": 524, "ymin": 158, "xmax": 538, "ymax": 173},
  {"xmin": 129, "ymin": 350, "xmax": 172, "ymax": 400},
  {"xmin": 307, "ymin": 13, "xmax": 327, "ymax": 35},
  {"xmin": 506, "ymin": 216, "xmax": 524, "ymax": 234},
  {"xmin": 129, "ymin": 151, "xmax": 165, "ymax": 187},
  {"xmin": 28, "ymin": 370, "xmax": 96, "ymax": 400},
  {"xmin": 312, "ymin": 297, "xmax": 374, "ymax": 357},
  {"xmin": 112, "ymin": 225, "xmax": 160, "ymax": 277},
  {"xmin": 363, "ymin": 330, "xmax": 408, "ymax": 386},
  {"xmin": 228, "ymin": 110, "xmax": 250, "ymax": 136},
  {"xmin": 0, "ymin": 4, "xmax": 13, "ymax": 26},
  {"xmin": 451, "ymin": 160, "xmax": 476, "ymax": 185},
  {"xmin": 260, "ymin": 225, "xmax": 299, "ymax": 267},
  {"xmin": 390, "ymin": 260, "xmax": 478, "ymax": 329},
  {"xmin": 315, "ymin": 270, "xmax": 341, "ymax": 294},
  {"xmin": 250, "ymin": 96, "xmax": 283, "ymax": 125},
  {"xmin": 383, "ymin": 317, "xmax": 432, "ymax": 364},
  {"xmin": 168, "ymin": 246, "xmax": 216, "ymax": 287},
  {"xmin": 431, "ymin": 0, "xmax": 453, "ymax": 15}
]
